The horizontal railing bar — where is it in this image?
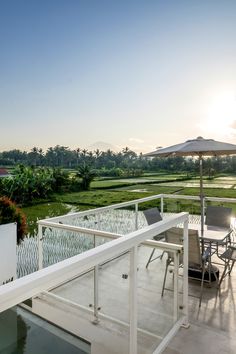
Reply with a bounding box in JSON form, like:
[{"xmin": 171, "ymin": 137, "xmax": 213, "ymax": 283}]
[
  {"xmin": 37, "ymin": 220, "xmax": 183, "ymax": 252},
  {"xmin": 38, "ymin": 194, "xmax": 163, "ymax": 223},
  {"xmin": 38, "ymin": 221, "xmax": 123, "ymax": 239},
  {"xmin": 0, "ymin": 213, "xmax": 187, "ymax": 313},
  {"xmin": 205, "ymin": 196, "xmax": 236, "ymax": 203},
  {"xmin": 152, "ymin": 317, "xmax": 187, "ymax": 354},
  {"xmin": 162, "ymin": 194, "xmax": 200, "ymax": 200},
  {"xmin": 39, "ymin": 193, "xmax": 236, "ymax": 225},
  {"xmin": 161, "ymin": 194, "xmax": 236, "ymax": 203},
  {"xmin": 42, "ymin": 291, "xmax": 162, "ymax": 340}
]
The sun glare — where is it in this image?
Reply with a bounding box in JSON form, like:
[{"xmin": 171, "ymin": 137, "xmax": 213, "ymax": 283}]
[{"xmin": 204, "ymin": 91, "xmax": 236, "ymax": 136}]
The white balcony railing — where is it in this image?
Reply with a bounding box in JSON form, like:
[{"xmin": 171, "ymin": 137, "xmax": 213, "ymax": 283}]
[
  {"xmin": 36, "ymin": 193, "xmax": 236, "ymax": 271},
  {"xmin": 7, "ymin": 193, "xmax": 236, "ymax": 352},
  {"xmin": 0, "ymin": 211, "xmax": 189, "ymax": 354}
]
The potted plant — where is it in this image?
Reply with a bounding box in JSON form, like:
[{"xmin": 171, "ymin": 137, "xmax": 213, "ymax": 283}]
[{"xmin": 0, "ymin": 197, "xmax": 27, "ymax": 244}]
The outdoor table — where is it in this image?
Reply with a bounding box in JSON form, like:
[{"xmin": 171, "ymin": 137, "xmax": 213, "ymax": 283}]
[{"xmin": 189, "ymin": 223, "xmax": 232, "ymax": 247}]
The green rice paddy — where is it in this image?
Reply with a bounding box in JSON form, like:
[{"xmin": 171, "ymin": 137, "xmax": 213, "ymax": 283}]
[{"xmin": 22, "ymin": 174, "xmax": 236, "ymax": 236}]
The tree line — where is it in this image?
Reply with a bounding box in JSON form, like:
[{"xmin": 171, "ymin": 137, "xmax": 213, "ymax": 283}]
[
  {"xmin": 0, "ymin": 164, "xmax": 97, "ymax": 205},
  {"xmin": 1, "ymin": 145, "xmax": 236, "ymax": 175}
]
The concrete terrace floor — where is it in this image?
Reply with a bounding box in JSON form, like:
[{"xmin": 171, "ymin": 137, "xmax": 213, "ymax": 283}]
[
  {"xmin": 33, "ymin": 242, "xmax": 236, "ymax": 354},
  {"xmin": 164, "ymin": 262, "xmax": 236, "ymax": 354}
]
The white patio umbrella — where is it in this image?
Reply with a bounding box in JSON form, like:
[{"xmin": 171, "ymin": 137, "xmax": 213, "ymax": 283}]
[{"xmin": 145, "ymin": 136, "xmax": 236, "ymax": 235}]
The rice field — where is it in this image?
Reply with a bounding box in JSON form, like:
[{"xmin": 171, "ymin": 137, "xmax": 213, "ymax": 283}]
[{"xmin": 17, "ymin": 173, "xmax": 236, "ymax": 278}]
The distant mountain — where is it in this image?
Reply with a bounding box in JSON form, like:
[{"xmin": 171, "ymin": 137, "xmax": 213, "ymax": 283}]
[{"xmin": 87, "ymin": 141, "xmax": 119, "ymax": 152}]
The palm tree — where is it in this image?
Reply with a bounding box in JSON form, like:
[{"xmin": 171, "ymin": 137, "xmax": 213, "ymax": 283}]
[
  {"xmin": 28, "ymin": 147, "xmax": 39, "ymax": 166},
  {"xmin": 45, "ymin": 147, "xmax": 56, "ymax": 166},
  {"xmin": 76, "ymin": 147, "xmax": 81, "ymax": 166},
  {"xmin": 81, "ymin": 149, "xmax": 88, "ymax": 156},
  {"xmin": 94, "ymin": 149, "xmax": 101, "ymax": 158},
  {"xmin": 77, "ymin": 163, "xmax": 96, "ymax": 190}
]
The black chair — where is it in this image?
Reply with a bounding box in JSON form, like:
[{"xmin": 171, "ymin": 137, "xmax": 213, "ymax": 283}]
[
  {"xmin": 205, "ymin": 206, "xmax": 232, "ymax": 229},
  {"xmin": 205, "ymin": 206, "xmax": 233, "ymax": 262},
  {"xmin": 144, "ymin": 208, "xmax": 165, "ymax": 268}
]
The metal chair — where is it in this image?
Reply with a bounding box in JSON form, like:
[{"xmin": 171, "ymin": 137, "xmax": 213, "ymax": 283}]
[
  {"xmin": 205, "ymin": 206, "xmax": 232, "ymax": 229},
  {"xmin": 218, "ymin": 245, "xmax": 236, "ymax": 287},
  {"xmin": 143, "ymin": 208, "xmax": 165, "ymax": 268},
  {"xmin": 205, "ymin": 205, "xmax": 233, "ymax": 257},
  {"xmin": 161, "ymin": 227, "xmax": 211, "ymax": 307}
]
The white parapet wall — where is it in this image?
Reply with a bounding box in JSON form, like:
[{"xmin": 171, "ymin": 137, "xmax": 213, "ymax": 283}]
[{"xmin": 0, "ymin": 223, "xmax": 17, "ymax": 285}]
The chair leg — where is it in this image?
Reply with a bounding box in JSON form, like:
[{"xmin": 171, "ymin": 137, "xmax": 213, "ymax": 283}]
[
  {"xmin": 218, "ymin": 259, "xmax": 231, "ymax": 287},
  {"xmin": 229, "ymin": 260, "xmax": 235, "ymax": 275},
  {"xmin": 161, "ymin": 259, "xmax": 170, "ymax": 297},
  {"xmin": 211, "ymin": 266, "xmax": 219, "ymax": 286},
  {"xmin": 146, "ymin": 248, "xmax": 166, "ymax": 268},
  {"xmin": 199, "ymin": 265, "xmax": 206, "ymax": 307},
  {"xmin": 146, "ymin": 248, "xmax": 156, "ymax": 268},
  {"xmin": 160, "ymin": 250, "xmax": 165, "ymax": 260}
]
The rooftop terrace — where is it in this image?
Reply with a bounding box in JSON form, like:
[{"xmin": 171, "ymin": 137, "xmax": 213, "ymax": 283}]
[{"xmin": 1, "ymin": 193, "xmax": 236, "ymax": 353}]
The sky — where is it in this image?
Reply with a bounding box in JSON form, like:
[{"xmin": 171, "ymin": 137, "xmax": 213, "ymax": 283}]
[{"xmin": 1, "ymin": 0, "xmax": 236, "ymax": 153}]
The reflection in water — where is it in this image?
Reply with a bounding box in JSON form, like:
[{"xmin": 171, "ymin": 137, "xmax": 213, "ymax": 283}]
[
  {"xmin": 16, "ymin": 315, "xmax": 28, "ymax": 354},
  {"xmin": 0, "ymin": 307, "xmax": 90, "ymax": 354}
]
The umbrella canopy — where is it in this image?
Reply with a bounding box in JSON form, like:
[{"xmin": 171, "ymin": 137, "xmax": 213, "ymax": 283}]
[
  {"xmin": 145, "ymin": 136, "xmax": 236, "ymax": 235},
  {"xmin": 146, "ymin": 136, "xmax": 236, "ymax": 157}
]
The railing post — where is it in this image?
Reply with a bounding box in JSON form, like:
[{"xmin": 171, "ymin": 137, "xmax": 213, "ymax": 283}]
[
  {"xmin": 161, "ymin": 195, "xmax": 164, "ymax": 217},
  {"xmin": 38, "ymin": 225, "xmax": 43, "ymax": 270},
  {"xmin": 135, "ymin": 203, "xmax": 138, "ymax": 230},
  {"xmin": 93, "ymin": 265, "xmax": 99, "ymax": 324},
  {"xmin": 203, "ymin": 196, "xmax": 206, "ymax": 221},
  {"xmin": 93, "ymin": 234, "xmax": 99, "ymax": 324},
  {"xmin": 182, "ymin": 218, "xmax": 189, "ymax": 328},
  {"xmin": 97, "ymin": 213, "xmax": 101, "ymax": 230},
  {"xmin": 173, "ymin": 251, "xmax": 179, "ymax": 322},
  {"xmin": 129, "ymin": 246, "xmax": 138, "ymax": 354}
]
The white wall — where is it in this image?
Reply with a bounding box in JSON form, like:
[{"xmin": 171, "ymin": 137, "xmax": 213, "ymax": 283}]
[{"xmin": 0, "ymin": 223, "xmax": 17, "ymax": 284}]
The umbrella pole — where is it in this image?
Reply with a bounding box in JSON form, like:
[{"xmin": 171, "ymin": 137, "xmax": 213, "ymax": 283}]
[{"xmin": 199, "ymin": 155, "xmax": 204, "ymax": 237}]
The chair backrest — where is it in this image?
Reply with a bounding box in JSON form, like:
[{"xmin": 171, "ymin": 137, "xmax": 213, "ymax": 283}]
[
  {"xmin": 188, "ymin": 229, "xmax": 202, "ymax": 268},
  {"xmin": 165, "ymin": 227, "xmax": 183, "ymax": 245},
  {"xmin": 143, "ymin": 208, "xmax": 162, "ymax": 225},
  {"xmin": 165, "ymin": 227, "xmax": 201, "ymax": 267},
  {"xmin": 230, "ymin": 248, "xmax": 236, "ymax": 261},
  {"xmin": 205, "ymin": 206, "xmax": 232, "ymax": 228},
  {"xmin": 165, "ymin": 227, "xmax": 184, "ymax": 263}
]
